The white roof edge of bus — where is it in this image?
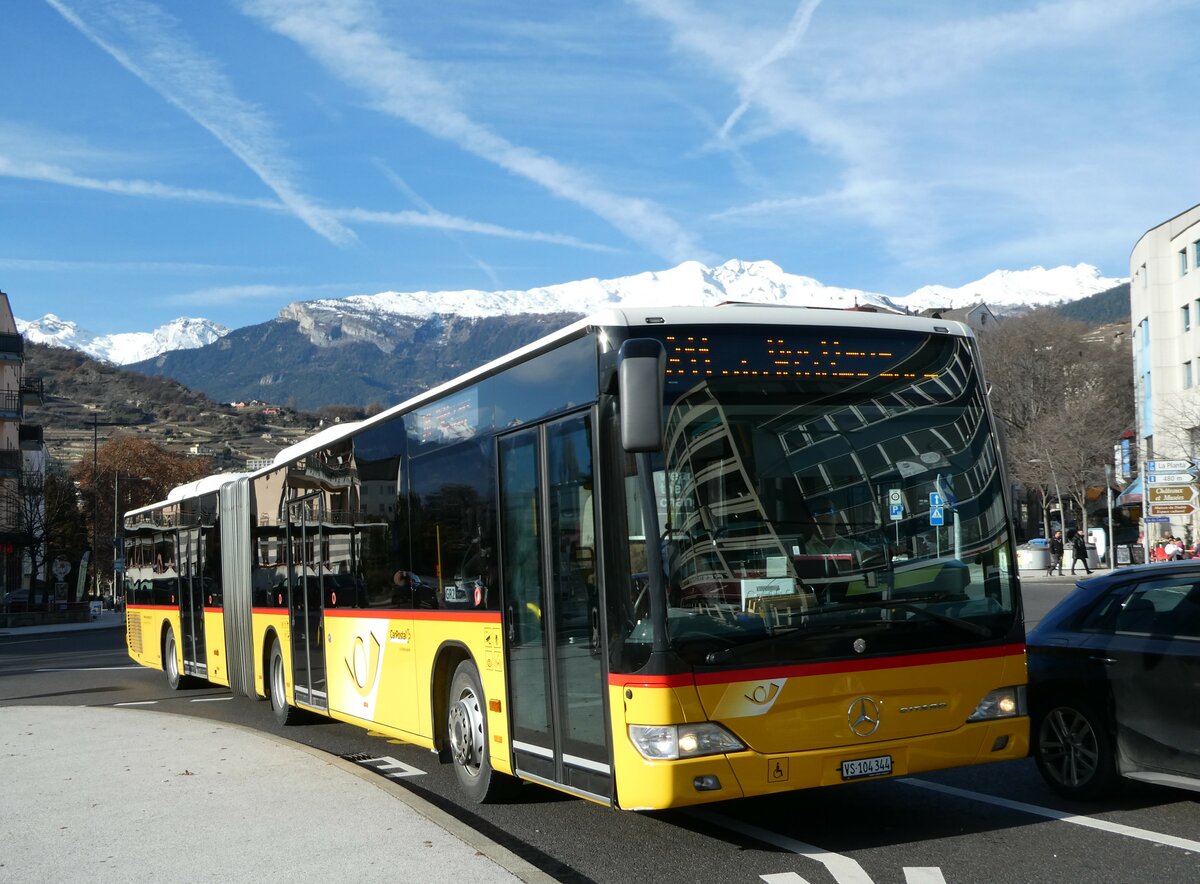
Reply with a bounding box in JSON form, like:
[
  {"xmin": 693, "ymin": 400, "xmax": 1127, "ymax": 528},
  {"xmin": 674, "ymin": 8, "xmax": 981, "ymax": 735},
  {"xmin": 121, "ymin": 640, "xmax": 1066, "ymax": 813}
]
[
  {"xmin": 126, "ymin": 304, "xmax": 972, "ymax": 516},
  {"xmin": 272, "ymin": 420, "xmax": 362, "ymax": 467},
  {"xmin": 125, "ymin": 471, "xmax": 254, "ymax": 520}
]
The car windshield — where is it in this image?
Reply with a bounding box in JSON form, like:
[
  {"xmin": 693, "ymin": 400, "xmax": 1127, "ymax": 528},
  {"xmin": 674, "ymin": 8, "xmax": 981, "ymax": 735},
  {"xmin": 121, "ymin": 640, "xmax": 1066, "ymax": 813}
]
[{"xmin": 614, "ymin": 324, "xmax": 1020, "ymax": 671}]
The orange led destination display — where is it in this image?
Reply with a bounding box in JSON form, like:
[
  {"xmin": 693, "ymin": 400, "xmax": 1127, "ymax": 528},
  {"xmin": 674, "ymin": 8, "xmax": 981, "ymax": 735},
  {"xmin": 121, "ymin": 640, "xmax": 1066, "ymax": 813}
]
[{"xmin": 659, "ymin": 327, "xmax": 942, "ymax": 382}]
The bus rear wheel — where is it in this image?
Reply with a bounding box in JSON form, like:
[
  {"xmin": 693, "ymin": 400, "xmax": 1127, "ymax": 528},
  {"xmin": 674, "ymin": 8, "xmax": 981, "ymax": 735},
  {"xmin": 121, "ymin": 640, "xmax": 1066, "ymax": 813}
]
[
  {"xmin": 163, "ymin": 626, "xmax": 182, "ymax": 690},
  {"xmin": 268, "ymin": 638, "xmax": 298, "ymax": 726},
  {"xmin": 447, "ymin": 661, "xmax": 512, "ymax": 803}
]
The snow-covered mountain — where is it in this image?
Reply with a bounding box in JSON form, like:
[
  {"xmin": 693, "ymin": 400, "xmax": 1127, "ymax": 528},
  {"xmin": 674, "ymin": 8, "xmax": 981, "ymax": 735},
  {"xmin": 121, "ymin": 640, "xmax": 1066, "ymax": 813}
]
[
  {"xmin": 901, "ymin": 264, "xmax": 1127, "ymax": 313},
  {"xmin": 294, "ymin": 259, "xmax": 902, "ymax": 321},
  {"xmin": 283, "ymin": 258, "xmax": 1126, "ymax": 332},
  {"xmin": 18, "ymin": 260, "xmax": 1127, "ymax": 365},
  {"xmin": 17, "ymin": 314, "xmax": 229, "ymax": 364}
]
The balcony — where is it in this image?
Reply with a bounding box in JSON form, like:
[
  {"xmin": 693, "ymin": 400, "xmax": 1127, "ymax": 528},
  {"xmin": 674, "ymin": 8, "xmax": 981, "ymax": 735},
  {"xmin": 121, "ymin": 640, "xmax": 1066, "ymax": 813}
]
[
  {"xmin": 19, "ymin": 425, "xmax": 43, "ymax": 451},
  {"xmin": 0, "ymin": 391, "xmax": 21, "ymax": 421},
  {"xmin": 0, "ymin": 334, "xmax": 23, "ymax": 363},
  {"xmin": 20, "ymin": 376, "xmax": 43, "ymax": 406}
]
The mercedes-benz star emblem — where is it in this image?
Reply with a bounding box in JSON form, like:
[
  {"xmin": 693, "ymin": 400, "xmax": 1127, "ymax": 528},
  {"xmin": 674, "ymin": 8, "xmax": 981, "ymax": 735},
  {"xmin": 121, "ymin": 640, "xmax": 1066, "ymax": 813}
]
[{"xmin": 848, "ymin": 697, "xmax": 881, "ymax": 737}]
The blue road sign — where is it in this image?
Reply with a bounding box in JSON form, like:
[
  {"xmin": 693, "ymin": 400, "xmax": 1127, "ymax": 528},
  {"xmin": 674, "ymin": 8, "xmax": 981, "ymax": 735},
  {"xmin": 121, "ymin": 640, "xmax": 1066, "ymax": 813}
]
[
  {"xmin": 930, "ymin": 491, "xmax": 943, "ymax": 508},
  {"xmin": 930, "ymin": 505, "xmax": 945, "ymax": 526},
  {"xmin": 1144, "ymin": 515, "xmax": 1170, "ymax": 523},
  {"xmin": 889, "ymin": 503, "xmax": 904, "ymax": 520}
]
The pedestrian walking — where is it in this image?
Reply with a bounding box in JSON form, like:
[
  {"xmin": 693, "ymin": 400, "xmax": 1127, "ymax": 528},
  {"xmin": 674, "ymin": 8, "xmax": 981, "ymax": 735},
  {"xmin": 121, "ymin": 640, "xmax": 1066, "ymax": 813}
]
[
  {"xmin": 1070, "ymin": 528, "xmax": 1092, "ymax": 575},
  {"xmin": 1047, "ymin": 530, "xmax": 1064, "ymax": 576}
]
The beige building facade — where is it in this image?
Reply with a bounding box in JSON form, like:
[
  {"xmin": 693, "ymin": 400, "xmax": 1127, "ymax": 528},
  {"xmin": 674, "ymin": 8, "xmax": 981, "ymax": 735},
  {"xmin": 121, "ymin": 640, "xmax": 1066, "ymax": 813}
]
[{"xmin": 1129, "ymin": 204, "xmax": 1200, "ymax": 545}]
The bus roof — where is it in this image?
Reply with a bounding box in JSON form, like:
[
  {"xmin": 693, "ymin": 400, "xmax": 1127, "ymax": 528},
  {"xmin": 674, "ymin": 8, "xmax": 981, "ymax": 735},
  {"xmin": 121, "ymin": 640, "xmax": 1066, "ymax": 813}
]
[{"xmin": 125, "ymin": 303, "xmax": 971, "ymax": 518}]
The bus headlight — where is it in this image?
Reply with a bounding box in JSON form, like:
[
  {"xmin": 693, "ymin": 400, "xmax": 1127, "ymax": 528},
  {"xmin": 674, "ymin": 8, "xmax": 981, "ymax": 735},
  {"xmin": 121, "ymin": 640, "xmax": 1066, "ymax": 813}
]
[
  {"xmin": 966, "ymin": 685, "xmax": 1026, "ymax": 722},
  {"xmin": 628, "ymin": 723, "xmax": 745, "ymax": 760}
]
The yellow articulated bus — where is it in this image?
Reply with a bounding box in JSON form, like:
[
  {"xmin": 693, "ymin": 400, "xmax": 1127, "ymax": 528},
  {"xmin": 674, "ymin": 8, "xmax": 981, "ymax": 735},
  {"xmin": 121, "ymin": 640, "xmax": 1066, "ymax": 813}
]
[{"xmin": 124, "ymin": 304, "xmax": 1028, "ymax": 810}]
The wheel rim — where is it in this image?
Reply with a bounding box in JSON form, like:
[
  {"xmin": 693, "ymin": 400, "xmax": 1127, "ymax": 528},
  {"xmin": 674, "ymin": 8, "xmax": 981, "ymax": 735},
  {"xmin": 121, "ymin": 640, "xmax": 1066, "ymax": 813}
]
[
  {"xmin": 271, "ymin": 652, "xmax": 286, "ymax": 710},
  {"xmin": 1039, "ymin": 707, "xmax": 1101, "ymax": 788},
  {"xmin": 165, "ymin": 633, "xmax": 178, "ymax": 682},
  {"xmin": 448, "ymin": 684, "xmax": 485, "ymax": 778}
]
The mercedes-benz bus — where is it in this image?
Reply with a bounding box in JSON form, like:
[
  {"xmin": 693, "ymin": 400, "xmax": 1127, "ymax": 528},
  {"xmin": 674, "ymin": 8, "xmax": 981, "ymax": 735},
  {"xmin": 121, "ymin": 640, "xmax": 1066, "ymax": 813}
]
[{"xmin": 123, "ymin": 304, "xmax": 1027, "ymax": 810}]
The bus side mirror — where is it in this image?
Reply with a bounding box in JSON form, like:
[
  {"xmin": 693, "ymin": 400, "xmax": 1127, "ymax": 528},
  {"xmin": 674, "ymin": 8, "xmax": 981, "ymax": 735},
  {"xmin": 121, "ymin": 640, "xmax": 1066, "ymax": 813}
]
[{"xmin": 618, "ymin": 338, "xmax": 666, "ymax": 452}]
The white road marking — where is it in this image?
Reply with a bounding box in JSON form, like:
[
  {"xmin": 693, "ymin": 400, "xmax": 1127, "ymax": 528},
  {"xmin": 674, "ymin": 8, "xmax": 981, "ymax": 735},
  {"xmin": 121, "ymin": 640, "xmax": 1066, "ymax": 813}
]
[
  {"xmin": 36, "ymin": 666, "xmax": 142, "ymax": 671},
  {"xmin": 189, "ymin": 696, "xmax": 233, "ymax": 702},
  {"xmin": 695, "ymin": 809, "xmax": 873, "ymax": 884},
  {"xmin": 904, "ymin": 868, "xmax": 947, "ymax": 884},
  {"xmin": 360, "ymin": 755, "xmax": 426, "ymax": 778},
  {"xmin": 113, "ymin": 701, "xmax": 158, "ymax": 706},
  {"xmin": 760, "ymin": 874, "xmax": 812, "ymax": 883},
  {"xmin": 904, "ymin": 778, "xmax": 1200, "ymax": 853}
]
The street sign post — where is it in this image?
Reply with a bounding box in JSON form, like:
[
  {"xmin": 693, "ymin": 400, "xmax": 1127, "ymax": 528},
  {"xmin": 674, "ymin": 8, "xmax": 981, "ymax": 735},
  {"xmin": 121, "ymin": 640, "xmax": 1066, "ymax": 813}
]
[
  {"xmin": 1145, "ymin": 472, "xmax": 1196, "ymax": 485},
  {"xmin": 1148, "ymin": 503, "xmax": 1195, "ymax": 516},
  {"xmin": 1145, "ymin": 515, "xmax": 1171, "ymax": 523},
  {"xmin": 1146, "ymin": 459, "xmax": 1195, "ymax": 472},
  {"xmin": 1148, "ymin": 486, "xmax": 1195, "ymax": 503}
]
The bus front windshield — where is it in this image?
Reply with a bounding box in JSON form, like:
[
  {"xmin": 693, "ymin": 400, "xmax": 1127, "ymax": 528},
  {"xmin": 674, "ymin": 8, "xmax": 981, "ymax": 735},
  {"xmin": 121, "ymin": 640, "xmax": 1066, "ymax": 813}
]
[{"xmin": 617, "ymin": 325, "xmax": 1019, "ymax": 671}]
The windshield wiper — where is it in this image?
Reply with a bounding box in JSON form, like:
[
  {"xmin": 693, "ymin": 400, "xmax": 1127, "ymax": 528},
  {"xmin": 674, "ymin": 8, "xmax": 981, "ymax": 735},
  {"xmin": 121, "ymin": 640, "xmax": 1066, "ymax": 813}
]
[
  {"xmin": 824, "ymin": 596, "xmax": 991, "ymax": 637},
  {"xmin": 700, "ymin": 596, "xmax": 990, "ymax": 664}
]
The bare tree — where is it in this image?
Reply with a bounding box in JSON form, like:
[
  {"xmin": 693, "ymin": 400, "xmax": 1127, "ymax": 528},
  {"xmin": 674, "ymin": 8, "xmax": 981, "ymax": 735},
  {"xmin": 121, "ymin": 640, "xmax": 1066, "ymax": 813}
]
[
  {"xmin": 978, "ymin": 310, "xmax": 1134, "ymax": 533},
  {"xmin": 70, "ymin": 436, "xmax": 212, "ymax": 594}
]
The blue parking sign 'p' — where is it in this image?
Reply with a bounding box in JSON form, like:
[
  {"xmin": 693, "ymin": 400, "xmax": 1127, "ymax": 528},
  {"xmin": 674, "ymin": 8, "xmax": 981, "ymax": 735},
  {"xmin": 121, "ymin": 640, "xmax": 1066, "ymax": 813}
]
[
  {"xmin": 889, "ymin": 503, "xmax": 904, "ymax": 521},
  {"xmin": 930, "ymin": 505, "xmax": 945, "ymax": 526}
]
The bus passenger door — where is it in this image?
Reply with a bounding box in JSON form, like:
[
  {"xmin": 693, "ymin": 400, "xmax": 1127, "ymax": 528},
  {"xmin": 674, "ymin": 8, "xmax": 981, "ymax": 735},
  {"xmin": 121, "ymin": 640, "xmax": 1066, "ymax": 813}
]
[
  {"xmin": 499, "ymin": 412, "xmax": 611, "ymax": 803},
  {"xmin": 287, "ymin": 494, "xmax": 328, "ymax": 712},
  {"xmin": 178, "ymin": 527, "xmax": 207, "ymax": 679}
]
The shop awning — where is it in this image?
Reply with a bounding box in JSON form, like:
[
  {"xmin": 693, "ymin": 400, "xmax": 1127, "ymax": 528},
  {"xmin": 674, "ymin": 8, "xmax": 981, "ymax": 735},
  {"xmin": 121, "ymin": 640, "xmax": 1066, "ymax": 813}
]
[{"xmin": 1115, "ymin": 477, "xmax": 1142, "ymax": 506}]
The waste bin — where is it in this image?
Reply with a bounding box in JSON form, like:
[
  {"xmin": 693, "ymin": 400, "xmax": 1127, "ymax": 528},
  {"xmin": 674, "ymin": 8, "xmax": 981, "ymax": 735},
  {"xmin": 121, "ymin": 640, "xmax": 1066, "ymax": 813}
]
[{"xmin": 1017, "ymin": 545, "xmax": 1051, "ymax": 572}]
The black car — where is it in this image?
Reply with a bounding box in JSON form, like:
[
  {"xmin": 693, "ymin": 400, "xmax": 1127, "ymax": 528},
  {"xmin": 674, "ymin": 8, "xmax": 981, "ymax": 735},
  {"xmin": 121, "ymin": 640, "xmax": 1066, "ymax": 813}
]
[{"xmin": 1027, "ymin": 561, "xmax": 1200, "ymax": 799}]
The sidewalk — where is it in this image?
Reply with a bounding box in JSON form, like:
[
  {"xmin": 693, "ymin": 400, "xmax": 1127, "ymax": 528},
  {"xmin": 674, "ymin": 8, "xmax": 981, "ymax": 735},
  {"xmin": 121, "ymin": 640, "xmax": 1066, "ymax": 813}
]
[
  {"xmin": 0, "ymin": 616, "xmax": 556, "ymax": 883},
  {"xmin": 0, "ymin": 607, "xmax": 128, "ymax": 637}
]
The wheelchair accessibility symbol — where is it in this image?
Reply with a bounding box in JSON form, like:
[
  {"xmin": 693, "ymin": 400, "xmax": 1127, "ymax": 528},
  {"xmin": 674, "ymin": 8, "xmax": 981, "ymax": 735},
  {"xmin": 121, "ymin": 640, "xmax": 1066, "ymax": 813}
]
[{"xmin": 768, "ymin": 758, "xmax": 790, "ymax": 783}]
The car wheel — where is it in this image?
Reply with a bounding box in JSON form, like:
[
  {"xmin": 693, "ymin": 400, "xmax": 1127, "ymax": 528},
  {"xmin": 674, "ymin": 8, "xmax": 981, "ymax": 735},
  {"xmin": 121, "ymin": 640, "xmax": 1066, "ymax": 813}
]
[
  {"xmin": 163, "ymin": 626, "xmax": 182, "ymax": 690},
  {"xmin": 446, "ymin": 661, "xmax": 514, "ymax": 803},
  {"xmin": 1034, "ymin": 699, "xmax": 1118, "ymax": 799},
  {"xmin": 268, "ymin": 638, "xmax": 298, "ymax": 725}
]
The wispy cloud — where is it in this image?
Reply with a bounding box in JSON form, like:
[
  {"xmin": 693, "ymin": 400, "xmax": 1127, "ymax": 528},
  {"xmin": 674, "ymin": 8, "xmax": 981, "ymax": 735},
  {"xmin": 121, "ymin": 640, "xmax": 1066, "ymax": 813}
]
[
  {"xmin": 374, "ymin": 161, "xmax": 500, "ymax": 287},
  {"xmin": 46, "ymin": 0, "xmax": 356, "ymax": 245},
  {"xmin": 238, "ymin": 0, "xmax": 709, "ymax": 264},
  {"xmin": 0, "ymin": 256, "xmax": 253, "ymax": 274},
  {"xmin": 164, "ymin": 282, "xmax": 349, "ymax": 307},
  {"xmin": 0, "ymin": 150, "xmax": 615, "ymax": 251},
  {"xmin": 0, "ymin": 153, "xmax": 279, "ymax": 209},
  {"xmin": 717, "ymin": 0, "xmax": 822, "ymax": 140},
  {"xmin": 637, "ymin": 0, "xmax": 1160, "ymax": 271}
]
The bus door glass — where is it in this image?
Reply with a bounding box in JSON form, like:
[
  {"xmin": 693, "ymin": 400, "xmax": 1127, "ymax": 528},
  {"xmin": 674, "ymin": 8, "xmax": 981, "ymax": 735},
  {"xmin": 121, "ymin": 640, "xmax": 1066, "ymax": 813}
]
[
  {"xmin": 499, "ymin": 411, "xmax": 610, "ymax": 800},
  {"xmin": 287, "ymin": 493, "xmax": 328, "ymax": 711},
  {"xmin": 178, "ymin": 526, "xmax": 206, "ymax": 678}
]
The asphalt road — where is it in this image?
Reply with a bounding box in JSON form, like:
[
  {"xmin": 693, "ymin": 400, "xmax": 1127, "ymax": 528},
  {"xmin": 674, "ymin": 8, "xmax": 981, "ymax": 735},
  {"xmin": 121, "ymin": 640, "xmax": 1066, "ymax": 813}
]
[{"xmin": 2, "ymin": 588, "xmax": 1197, "ymax": 884}]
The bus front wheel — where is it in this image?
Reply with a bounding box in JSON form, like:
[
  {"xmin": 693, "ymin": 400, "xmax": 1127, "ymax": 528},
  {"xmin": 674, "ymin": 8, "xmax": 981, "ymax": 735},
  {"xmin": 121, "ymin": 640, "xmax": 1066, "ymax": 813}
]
[
  {"xmin": 268, "ymin": 638, "xmax": 298, "ymax": 726},
  {"xmin": 447, "ymin": 661, "xmax": 512, "ymax": 803}
]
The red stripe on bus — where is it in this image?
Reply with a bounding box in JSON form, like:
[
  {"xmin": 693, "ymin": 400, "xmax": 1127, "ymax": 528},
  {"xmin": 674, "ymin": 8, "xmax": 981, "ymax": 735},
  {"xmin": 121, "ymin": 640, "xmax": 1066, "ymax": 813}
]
[
  {"xmin": 125, "ymin": 604, "xmax": 176, "ymax": 612},
  {"xmin": 608, "ymin": 643, "xmax": 1026, "ymax": 689},
  {"xmin": 323, "ymin": 608, "xmax": 501, "ymax": 623}
]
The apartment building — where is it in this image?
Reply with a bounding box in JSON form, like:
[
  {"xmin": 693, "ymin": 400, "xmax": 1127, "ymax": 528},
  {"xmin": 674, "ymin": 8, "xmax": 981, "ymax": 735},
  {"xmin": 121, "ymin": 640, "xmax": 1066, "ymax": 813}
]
[
  {"xmin": 1129, "ymin": 204, "xmax": 1200, "ymax": 543},
  {"xmin": 0, "ymin": 290, "xmax": 46, "ymax": 595}
]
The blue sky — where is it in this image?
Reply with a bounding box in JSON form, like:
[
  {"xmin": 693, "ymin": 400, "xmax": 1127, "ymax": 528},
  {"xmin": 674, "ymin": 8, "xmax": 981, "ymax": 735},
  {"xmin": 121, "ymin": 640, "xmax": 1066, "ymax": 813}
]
[{"xmin": 2, "ymin": 0, "xmax": 1197, "ymax": 334}]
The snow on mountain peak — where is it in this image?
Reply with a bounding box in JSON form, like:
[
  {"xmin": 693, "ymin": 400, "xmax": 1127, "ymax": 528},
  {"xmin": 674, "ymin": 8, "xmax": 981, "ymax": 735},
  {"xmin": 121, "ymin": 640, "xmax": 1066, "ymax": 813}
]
[
  {"xmin": 16, "ymin": 314, "xmax": 229, "ymax": 364},
  {"xmin": 900, "ymin": 263, "xmax": 1125, "ymax": 312},
  {"xmin": 295, "ymin": 259, "xmax": 901, "ymax": 323}
]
